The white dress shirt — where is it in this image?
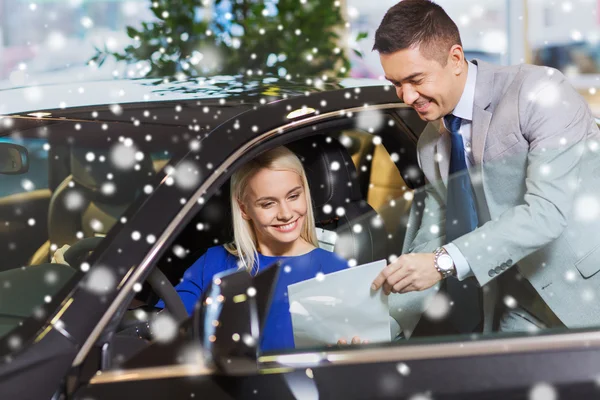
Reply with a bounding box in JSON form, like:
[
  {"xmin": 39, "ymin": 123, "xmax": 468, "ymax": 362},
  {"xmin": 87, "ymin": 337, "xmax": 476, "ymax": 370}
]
[{"xmin": 440, "ymin": 61, "xmax": 477, "ymax": 280}]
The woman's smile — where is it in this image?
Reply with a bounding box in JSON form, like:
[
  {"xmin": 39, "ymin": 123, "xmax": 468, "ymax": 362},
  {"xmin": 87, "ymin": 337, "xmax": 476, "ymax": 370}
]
[{"xmin": 272, "ymin": 218, "xmax": 300, "ymax": 233}]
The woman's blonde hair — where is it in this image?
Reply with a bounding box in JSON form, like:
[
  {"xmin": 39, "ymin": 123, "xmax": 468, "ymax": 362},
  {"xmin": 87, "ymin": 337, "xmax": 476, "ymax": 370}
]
[{"xmin": 224, "ymin": 146, "xmax": 319, "ymax": 273}]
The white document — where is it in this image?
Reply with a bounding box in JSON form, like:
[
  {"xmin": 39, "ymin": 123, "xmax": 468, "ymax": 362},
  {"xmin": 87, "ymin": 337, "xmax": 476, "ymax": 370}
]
[{"xmin": 287, "ymin": 259, "xmax": 390, "ymax": 348}]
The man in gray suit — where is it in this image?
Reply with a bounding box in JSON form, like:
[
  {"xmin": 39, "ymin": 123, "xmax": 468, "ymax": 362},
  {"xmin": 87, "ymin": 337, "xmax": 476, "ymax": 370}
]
[{"xmin": 371, "ymin": 0, "xmax": 600, "ymax": 333}]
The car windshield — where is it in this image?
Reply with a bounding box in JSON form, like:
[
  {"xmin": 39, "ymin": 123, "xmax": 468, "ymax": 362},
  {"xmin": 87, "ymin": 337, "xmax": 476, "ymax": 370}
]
[{"xmin": 0, "ymin": 115, "xmax": 187, "ymax": 341}]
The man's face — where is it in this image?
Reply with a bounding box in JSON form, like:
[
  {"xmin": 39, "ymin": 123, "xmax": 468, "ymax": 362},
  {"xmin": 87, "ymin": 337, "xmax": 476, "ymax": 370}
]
[{"xmin": 380, "ymin": 45, "xmax": 466, "ymax": 121}]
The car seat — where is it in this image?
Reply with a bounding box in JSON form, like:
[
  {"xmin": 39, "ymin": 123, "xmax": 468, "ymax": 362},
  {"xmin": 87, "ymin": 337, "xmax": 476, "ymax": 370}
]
[{"xmin": 29, "ymin": 145, "xmax": 155, "ymax": 265}]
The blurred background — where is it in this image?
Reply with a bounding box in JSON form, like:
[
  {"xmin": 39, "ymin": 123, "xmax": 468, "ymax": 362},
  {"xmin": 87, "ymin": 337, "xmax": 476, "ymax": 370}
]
[{"xmin": 0, "ymin": 0, "xmax": 598, "ymax": 114}]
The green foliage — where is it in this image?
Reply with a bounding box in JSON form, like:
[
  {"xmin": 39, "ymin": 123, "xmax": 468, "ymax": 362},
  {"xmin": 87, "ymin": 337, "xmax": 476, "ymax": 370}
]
[{"xmin": 91, "ymin": 0, "xmax": 368, "ymax": 79}]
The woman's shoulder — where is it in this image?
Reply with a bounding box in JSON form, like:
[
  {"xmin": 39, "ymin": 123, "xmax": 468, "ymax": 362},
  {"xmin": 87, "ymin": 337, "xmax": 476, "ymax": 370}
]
[
  {"xmin": 204, "ymin": 245, "xmax": 230, "ymax": 258},
  {"xmin": 309, "ymin": 248, "xmax": 349, "ymax": 271},
  {"xmin": 190, "ymin": 245, "xmax": 238, "ymax": 271}
]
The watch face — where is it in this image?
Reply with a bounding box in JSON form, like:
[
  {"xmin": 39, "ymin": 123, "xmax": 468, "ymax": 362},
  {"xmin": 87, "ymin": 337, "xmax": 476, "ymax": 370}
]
[{"xmin": 438, "ymin": 254, "xmax": 454, "ymax": 271}]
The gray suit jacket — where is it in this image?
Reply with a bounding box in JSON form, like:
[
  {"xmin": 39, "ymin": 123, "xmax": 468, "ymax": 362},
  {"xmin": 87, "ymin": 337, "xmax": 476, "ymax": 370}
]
[{"xmin": 404, "ymin": 59, "xmax": 600, "ymax": 329}]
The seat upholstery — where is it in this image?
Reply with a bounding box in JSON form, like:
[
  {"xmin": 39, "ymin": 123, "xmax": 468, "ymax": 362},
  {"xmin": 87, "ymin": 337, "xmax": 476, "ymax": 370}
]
[
  {"xmin": 287, "ymin": 135, "xmax": 390, "ymax": 265},
  {"xmin": 30, "ymin": 146, "xmax": 155, "ymax": 265}
]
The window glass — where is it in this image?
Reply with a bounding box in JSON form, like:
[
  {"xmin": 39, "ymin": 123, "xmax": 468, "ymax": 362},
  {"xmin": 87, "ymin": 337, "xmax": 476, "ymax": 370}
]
[
  {"xmin": 0, "ymin": 137, "xmax": 49, "ymax": 197},
  {"xmin": 0, "ymin": 121, "xmax": 180, "ymax": 345},
  {"xmin": 133, "ymin": 110, "xmax": 421, "ymax": 357}
]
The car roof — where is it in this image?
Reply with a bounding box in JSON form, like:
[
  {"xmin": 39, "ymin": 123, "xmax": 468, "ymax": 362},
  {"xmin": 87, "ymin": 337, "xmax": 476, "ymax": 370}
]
[{"xmin": 0, "ymin": 75, "xmax": 386, "ymax": 116}]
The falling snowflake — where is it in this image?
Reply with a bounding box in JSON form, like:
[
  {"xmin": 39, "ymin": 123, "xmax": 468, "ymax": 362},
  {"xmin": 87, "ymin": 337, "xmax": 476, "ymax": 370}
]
[
  {"xmin": 528, "ymin": 81, "xmax": 561, "ymax": 108},
  {"xmin": 242, "ymin": 334, "xmax": 255, "ymax": 347},
  {"xmin": 110, "ymin": 141, "xmax": 138, "ymax": 170},
  {"xmin": 574, "ymin": 195, "xmax": 600, "ymax": 222},
  {"xmin": 357, "ymin": 110, "xmax": 384, "ymax": 132},
  {"xmin": 24, "ymin": 86, "xmax": 43, "ymax": 103},
  {"xmin": 424, "ymin": 292, "xmax": 450, "ymax": 321},
  {"xmin": 408, "ymin": 394, "xmax": 432, "ymax": 400},
  {"xmin": 564, "ymin": 270, "xmax": 577, "ymax": 282},
  {"xmin": 172, "ymin": 161, "xmax": 201, "ymax": 190},
  {"xmin": 83, "ymin": 266, "xmax": 115, "ymax": 295},
  {"xmin": 8, "ymin": 336, "xmax": 21, "ymax": 350},
  {"xmin": 529, "ymin": 383, "xmax": 557, "ymax": 400},
  {"xmin": 539, "ymin": 164, "xmax": 551, "ymax": 176},
  {"xmin": 64, "ymin": 190, "xmax": 85, "ymax": 211},
  {"xmin": 47, "ymin": 31, "xmax": 66, "ymax": 51},
  {"xmin": 371, "ymin": 216, "xmax": 383, "ymax": 228},
  {"xmin": 151, "ymin": 313, "xmax": 179, "ymax": 343},
  {"xmin": 21, "ymin": 179, "xmax": 35, "ymax": 191},
  {"xmin": 173, "ymin": 245, "xmax": 187, "ymax": 258},
  {"xmin": 503, "ymin": 295, "xmax": 517, "ymax": 308},
  {"xmin": 101, "ymin": 182, "xmax": 116, "ymax": 196},
  {"xmin": 80, "ymin": 16, "xmax": 93, "ymax": 29},
  {"xmin": 396, "ymin": 362, "xmax": 410, "ymax": 376},
  {"xmin": 45, "ymin": 270, "xmax": 59, "ymax": 285},
  {"xmin": 581, "ymin": 288, "xmax": 595, "ymax": 303},
  {"xmin": 89, "ymin": 219, "xmax": 104, "ymax": 232}
]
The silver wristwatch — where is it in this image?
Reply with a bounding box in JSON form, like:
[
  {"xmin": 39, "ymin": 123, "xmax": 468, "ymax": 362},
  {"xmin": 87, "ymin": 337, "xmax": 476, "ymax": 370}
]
[{"xmin": 434, "ymin": 247, "xmax": 456, "ymax": 278}]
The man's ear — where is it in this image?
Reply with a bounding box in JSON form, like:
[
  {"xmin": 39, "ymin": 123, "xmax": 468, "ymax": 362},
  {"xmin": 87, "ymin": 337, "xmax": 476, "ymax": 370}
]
[
  {"xmin": 448, "ymin": 44, "xmax": 465, "ymax": 74},
  {"xmin": 238, "ymin": 200, "xmax": 251, "ymax": 221}
]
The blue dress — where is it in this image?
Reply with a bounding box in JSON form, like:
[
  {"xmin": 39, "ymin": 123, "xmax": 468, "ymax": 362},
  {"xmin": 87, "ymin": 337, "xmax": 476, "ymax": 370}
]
[{"xmin": 156, "ymin": 245, "xmax": 348, "ymax": 351}]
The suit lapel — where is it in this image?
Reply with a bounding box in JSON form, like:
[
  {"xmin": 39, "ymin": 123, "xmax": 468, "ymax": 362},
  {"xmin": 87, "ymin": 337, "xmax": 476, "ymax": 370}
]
[
  {"xmin": 436, "ymin": 123, "xmax": 450, "ymax": 187},
  {"xmin": 470, "ymin": 59, "xmax": 496, "ymax": 165}
]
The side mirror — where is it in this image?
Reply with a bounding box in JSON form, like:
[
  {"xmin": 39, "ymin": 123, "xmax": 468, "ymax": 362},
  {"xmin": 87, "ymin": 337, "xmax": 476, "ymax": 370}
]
[
  {"xmin": 193, "ymin": 261, "xmax": 280, "ymax": 374},
  {"xmin": 0, "ymin": 143, "xmax": 29, "ymax": 174}
]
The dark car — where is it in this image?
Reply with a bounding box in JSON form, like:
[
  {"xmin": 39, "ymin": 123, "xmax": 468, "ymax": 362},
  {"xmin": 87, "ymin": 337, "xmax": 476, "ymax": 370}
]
[{"xmin": 0, "ymin": 76, "xmax": 599, "ymax": 400}]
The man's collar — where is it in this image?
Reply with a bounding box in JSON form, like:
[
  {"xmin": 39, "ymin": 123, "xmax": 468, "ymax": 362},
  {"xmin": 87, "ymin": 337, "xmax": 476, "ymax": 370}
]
[{"xmin": 451, "ymin": 60, "xmax": 477, "ymax": 121}]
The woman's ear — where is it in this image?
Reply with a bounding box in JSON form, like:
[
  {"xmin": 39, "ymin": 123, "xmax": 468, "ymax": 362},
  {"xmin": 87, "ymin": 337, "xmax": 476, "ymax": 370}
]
[{"xmin": 238, "ymin": 200, "xmax": 251, "ymax": 221}]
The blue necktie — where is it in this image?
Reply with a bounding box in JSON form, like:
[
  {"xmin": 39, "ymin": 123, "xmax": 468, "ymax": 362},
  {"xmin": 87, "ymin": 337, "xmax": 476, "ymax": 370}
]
[{"xmin": 443, "ymin": 114, "xmax": 483, "ymax": 333}]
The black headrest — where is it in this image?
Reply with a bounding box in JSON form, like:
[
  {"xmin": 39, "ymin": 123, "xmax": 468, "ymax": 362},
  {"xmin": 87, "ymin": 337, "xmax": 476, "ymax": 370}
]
[
  {"xmin": 70, "ymin": 144, "xmax": 154, "ymax": 204},
  {"xmin": 287, "ymin": 135, "xmax": 363, "ymax": 219}
]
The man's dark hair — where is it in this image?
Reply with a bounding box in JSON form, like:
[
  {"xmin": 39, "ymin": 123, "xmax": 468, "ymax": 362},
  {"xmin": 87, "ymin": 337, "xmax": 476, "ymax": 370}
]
[{"xmin": 373, "ymin": 0, "xmax": 462, "ymax": 65}]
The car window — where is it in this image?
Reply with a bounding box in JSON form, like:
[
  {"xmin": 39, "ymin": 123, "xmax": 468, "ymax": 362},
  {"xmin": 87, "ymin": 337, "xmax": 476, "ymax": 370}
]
[
  {"xmin": 108, "ymin": 108, "xmax": 421, "ymax": 361},
  {"xmin": 0, "ymin": 120, "xmax": 184, "ymax": 344}
]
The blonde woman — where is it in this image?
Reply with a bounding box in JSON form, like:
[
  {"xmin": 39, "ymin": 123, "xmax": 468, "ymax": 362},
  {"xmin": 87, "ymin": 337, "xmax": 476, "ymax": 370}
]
[{"xmin": 156, "ymin": 146, "xmax": 349, "ymax": 351}]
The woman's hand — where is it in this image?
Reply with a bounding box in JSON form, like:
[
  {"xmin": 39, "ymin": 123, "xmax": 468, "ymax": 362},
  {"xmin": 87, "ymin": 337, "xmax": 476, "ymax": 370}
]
[
  {"xmin": 337, "ymin": 336, "xmax": 369, "ymax": 345},
  {"xmin": 51, "ymin": 244, "xmax": 71, "ymax": 266}
]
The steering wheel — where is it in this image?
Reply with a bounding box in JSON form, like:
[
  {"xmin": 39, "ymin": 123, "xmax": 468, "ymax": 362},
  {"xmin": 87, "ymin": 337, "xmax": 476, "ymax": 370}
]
[{"xmin": 63, "ymin": 237, "xmax": 189, "ymax": 323}]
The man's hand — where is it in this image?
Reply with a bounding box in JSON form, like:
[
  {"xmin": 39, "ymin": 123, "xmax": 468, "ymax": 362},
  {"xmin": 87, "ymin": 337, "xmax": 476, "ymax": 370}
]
[{"xmin": 371, "ymin": 253, "xmax": 441, "ymax": 295}]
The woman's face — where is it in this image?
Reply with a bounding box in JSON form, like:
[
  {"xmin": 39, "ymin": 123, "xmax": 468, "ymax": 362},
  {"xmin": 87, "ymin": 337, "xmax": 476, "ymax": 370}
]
[{"xmin": 240, "ymin": 168, "xmax": 308, "ymax": 251}]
